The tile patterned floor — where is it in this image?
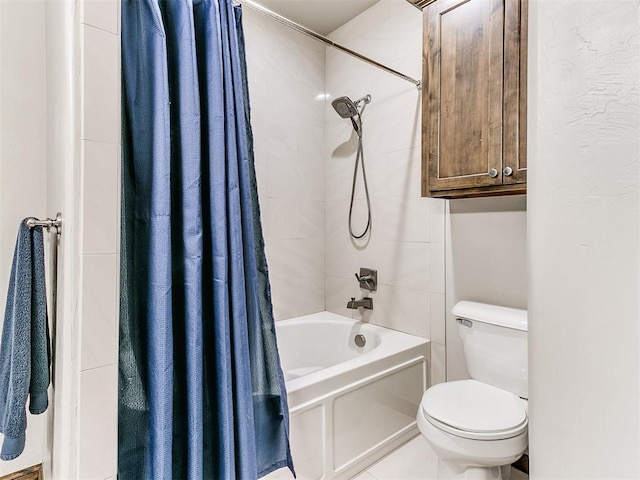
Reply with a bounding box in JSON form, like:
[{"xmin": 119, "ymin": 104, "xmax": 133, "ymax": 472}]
[{"xmin": 351, "ymin": 435, "xmax": 529, "ymax": 480}]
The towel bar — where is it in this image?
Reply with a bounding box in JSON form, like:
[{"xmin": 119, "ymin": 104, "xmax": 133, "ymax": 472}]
[
  {"xmin": 25, "ymin": 213, "xmax": 63, "ymax": 234},
  {"xmin": 24, "ymin": 213, "xmax": 62, "ymax": 389}
]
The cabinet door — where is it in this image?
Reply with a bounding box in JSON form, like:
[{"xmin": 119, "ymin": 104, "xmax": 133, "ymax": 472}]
[
  {"xmin": 503, "ymin": 0, "xmax": 527, "ymax": 184},
  {"xmin": 424, "ymin": 0, "xmax": 505, "ymax": 194}
]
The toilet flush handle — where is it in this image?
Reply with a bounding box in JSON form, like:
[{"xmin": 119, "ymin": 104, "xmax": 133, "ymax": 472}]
[{"xmin": 456, "ymin": 318, "xmax": 473, "ymax": 328}]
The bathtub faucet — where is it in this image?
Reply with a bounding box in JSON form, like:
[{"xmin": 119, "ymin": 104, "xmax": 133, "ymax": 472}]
[{"xmin": 347, "ymin": 297, "xmax": 373, "ymax": 310}]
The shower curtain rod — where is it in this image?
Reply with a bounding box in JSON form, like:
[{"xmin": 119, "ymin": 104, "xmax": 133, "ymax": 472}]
[{"xmin": 237, "ymin": 0, "xmax": 422, "ymax": 90}]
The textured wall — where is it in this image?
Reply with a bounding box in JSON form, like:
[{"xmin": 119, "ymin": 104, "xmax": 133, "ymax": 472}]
[{"xmin": 528, "ymin": 0, "xmax": 640, "ymax": 477}]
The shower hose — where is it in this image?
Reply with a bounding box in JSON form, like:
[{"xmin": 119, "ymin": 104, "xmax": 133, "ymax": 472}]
[{"xmin": 348, "ymin": 118, "xmax": 371, "ymax": 239}]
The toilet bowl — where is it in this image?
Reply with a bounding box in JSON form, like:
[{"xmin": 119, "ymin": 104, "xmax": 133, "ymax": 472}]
[
  {"xmin": 418, "ymin": 302, "xmax": 528, "ymax": 480},
  {"xmin": 418, "ymin": 380, "xmax": 528, "ymax": 480}
]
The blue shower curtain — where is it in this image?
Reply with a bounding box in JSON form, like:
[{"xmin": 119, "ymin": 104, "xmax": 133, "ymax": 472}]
[{"xmin": 119, "ymin": 1, "xmax": 293, "ymax": 478}]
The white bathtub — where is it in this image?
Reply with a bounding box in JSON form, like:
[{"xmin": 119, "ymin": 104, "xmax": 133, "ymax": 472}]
[{"xmin": 268, "ymin": 311, "xmax": 430, "ymax": 480}]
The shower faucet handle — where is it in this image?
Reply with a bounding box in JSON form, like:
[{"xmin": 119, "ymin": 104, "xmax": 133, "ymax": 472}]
[{"xmin": 355, "ymin": 267, "xmax": 377, "ymax": 292}]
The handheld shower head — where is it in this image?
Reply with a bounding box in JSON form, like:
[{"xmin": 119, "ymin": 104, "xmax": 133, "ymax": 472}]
[
  {"xmin": 331, "ymin": 95, "xmax": 372, "ymax": 119},
  {"xmin": 332, "ymin": 94, "xmax": 372, "ymax": 136},
  {"xmin": 331, "ymin": 96, "xmax": 359, "ymax": 119}
]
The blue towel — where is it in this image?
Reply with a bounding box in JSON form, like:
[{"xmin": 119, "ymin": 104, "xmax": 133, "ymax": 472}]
[{"xmin": 0, "ymin": 221, "xmax": 50, "ymax": 460}]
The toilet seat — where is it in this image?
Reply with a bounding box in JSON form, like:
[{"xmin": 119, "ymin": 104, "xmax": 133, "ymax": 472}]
[{"xmin": 421, "ymin": 380, "xmax": 528, "ymax": 441}]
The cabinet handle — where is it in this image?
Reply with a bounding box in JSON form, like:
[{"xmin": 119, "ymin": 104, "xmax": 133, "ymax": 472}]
[
  {"xmin": 503, "ymin": 166, "xmax": 513, "ymax": 176},
  {"xmin": 489, "ymin": 168, "xmax": 498, "ymax": 178}
]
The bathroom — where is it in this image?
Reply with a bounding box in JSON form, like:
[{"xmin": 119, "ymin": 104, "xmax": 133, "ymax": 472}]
[{"xmin": 0, "ymin": 0, "xmax": 638, "ymax": 479}]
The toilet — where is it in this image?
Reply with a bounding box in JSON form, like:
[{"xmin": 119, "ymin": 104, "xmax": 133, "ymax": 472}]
[{"xmin": 418, "ymin": 301, "xmax": 528, "ymax": 480}]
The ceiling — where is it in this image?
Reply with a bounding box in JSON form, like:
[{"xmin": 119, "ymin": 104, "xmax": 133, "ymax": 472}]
[{"xmin": 255, "ymin": 0, "xmax": 382, "ymax": 36}]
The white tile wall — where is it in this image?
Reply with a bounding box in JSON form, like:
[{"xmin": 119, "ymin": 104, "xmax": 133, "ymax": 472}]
[
  {"xmin": 430, "ymin": 343, "xmax": 446, "ymax": 386},
  {"xmin": 81, "ymin": 254, "xmax": 118, "ymax": 371},
  {"xmin": 324, "ymin": 0, "xmax": 446, "ymax": 385},
  {"xmin": 325, "ymin": 275, "xmax": 361, "ymax": 319},
  {"xmin": 82, "ymin": 0, "xmax": 119, "ymax": 35},
  {"xmin": 429, "ymin": 293, "xmax": 445, "ymax": 345},
  {"xmin": 77, "ymin": 0, "xmax": 121, "ymax": 478},
  {"xmin": 82, "ymin": 24, "xmax": 120, "ymax": 144},
  {"xmin": 243, "ymin": 0, "xmax": 448, "ymax": 384},
  {"xmin": 370, "ymin": 285, "xmax": 431, "ymax": 339},
  {"xmin": 78, "ymin": 365, "xmax": 118, "ymax": 480},
  {"xmin": 243, "ymin": 8, "xmax": 327, "ymax": 320},
  {"xmin": 82, "ymin": 141, "xmax": 119, "ymax": 255}
]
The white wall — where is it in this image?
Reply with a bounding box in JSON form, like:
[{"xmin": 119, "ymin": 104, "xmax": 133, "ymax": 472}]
[
  {"xmin": 0, "ymin": 0, "xmax": 49, "ymax": 474},
  {"xmin": 324, "ymin": 0, "xmax": 447, "ymax": 385},
  {"xmin": 528, "ymin": 0, "xmax": 640, "ymax": 477},
  {"xmin": 1, "ymin": 1, "xmax": 121, "ymax": 478},
  {"xmin": 243, "ymin": 8, "xmax": 327, "ymax": 321},
  {"xmin": 44, "ymin": 1, "xmax": 79, "ymax": 477},
  {"xmin": 445, "ymin": 196, "xmax": 527, "ymax": 381},
  {"xmin": 76, "ymin": 1, "xmax": 121, "ymax": 479}
]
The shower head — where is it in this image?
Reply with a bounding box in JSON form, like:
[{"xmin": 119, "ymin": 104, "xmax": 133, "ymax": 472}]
[
  {"xmin": 331, "ymin": 95, "xmax": 371, "ymax": 119},
  {"xmin": 332, "ymin": 96, "xmax": 359, "ymax": 118},
  {"xmin": 332, "ymin": 95, "xmax": 372, "ymax": 136}
]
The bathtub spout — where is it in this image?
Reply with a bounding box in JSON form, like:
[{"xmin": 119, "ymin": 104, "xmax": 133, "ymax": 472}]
[{"xmin": 347, "ymin": 297, "xmax": 373, "ymax": 310}]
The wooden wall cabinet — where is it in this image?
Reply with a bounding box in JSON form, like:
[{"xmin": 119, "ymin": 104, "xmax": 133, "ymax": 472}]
[{"xmin": 420, "ymin": 0, "xmax": 527, "ymax": 198}]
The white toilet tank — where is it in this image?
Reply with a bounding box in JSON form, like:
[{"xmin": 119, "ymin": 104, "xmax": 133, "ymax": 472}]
[{"xmin": 453, "ymin": 301, "xmax": 528, "ymax": 399}]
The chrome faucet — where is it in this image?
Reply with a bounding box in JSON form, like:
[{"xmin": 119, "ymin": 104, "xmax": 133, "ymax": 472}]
[{"xmin": 347, "ymin": 297, "xmax": 373, "ymax": 310}]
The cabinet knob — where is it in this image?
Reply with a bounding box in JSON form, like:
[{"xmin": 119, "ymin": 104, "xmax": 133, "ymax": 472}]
[
  {"xmin": 489, "ymin": 168, "xmax": 498, "ymax": 178},
  {"xmin": 503, "ymin": 166, "xmax": 513, "ymax": 176}
]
